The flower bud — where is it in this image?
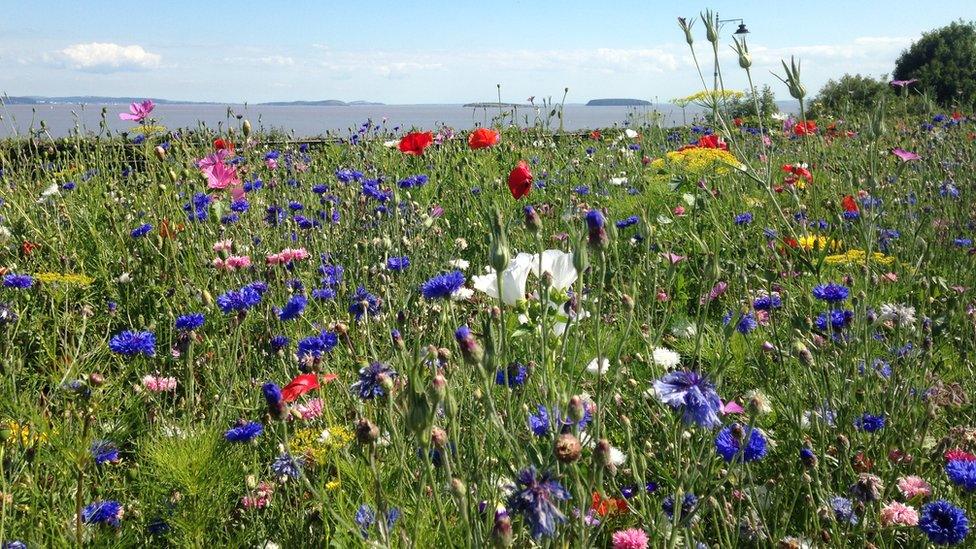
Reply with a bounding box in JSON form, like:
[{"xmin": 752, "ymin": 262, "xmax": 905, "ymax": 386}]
[
  {"xmin": 677, "ymin": 17, "xmax": 695, "ymax": 46},
  {"xmin": 454, "ymin": 325, "xmax": 484, "ymax": 367},
  {"xmin": 242, "ymin": 119, "xmax": 252, "ymax": 137},
  {"xmin": 568, "ymin": 395, "xmax": 586, "ymax": 422},
  {"xmin": 555, "ymin": 432, "xmax": 582, "ymax": 463},
  {"xmin": 491, "ymin": 512, "xmax": 513, "ymax": 547},
  {"xmin": 355, "ymin": 418, "xmax": 380, "ymax": 445},
  {"xmin": 154, "ymin": 145, "xmax": 166, "ymax": 161},
  {"xmin": 523, "ymin": 205, "xmax": 542, "ymax": 235}
]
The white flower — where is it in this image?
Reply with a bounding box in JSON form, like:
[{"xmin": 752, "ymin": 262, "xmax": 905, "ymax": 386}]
[
  {"xmin": 449, "ymin": 258, "xmax": 470, "ymax": 270},
  {"xmin": 624, "ymin": 128, "xmax": 639, "ymax": 138},
  {"xmin": 586, "ymin": 357, "xmax": 610, "ymax": 375},
  {"xmin": 383, "ymin": 140, "xmax": 398, "ymax": 148},
  {"xmin": 470, "ymin": 252, "xmax": 534, "ymax": 305},
  {"xmin": 531, "ymin": 249, "xmax": 577, "ymax": 291},
  {"xmin": 37, "ymin": 183, "xmax": 60, "ymax": 203},
  {"xmin": 452, "ymin": 287, "xmax": 474, "ymax": 301},
  {"xmin": 670, "ymin": 319, "xmax": 698, "ymax": 339},
  {"xmin": 609, "ymin": 446, "xmax": 627, "ymax": 466},
  {"xmin": 651, "ymin": 347, "xmax": 681, "ymax": 368},
  {"xmin": 876, "ymin": 303, "xmax": 916, "ymax": 328},
  {"xmin": 610, "ymin": 176, "xmax": 629, "ymax": 186}
]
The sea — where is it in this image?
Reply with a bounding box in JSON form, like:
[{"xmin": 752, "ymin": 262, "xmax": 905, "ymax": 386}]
[{"xmin": 0, "ymin": 103, "xmax": 764, "ymax": 139}]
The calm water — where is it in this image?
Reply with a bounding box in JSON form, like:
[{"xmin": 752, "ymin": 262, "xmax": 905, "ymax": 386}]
[{"xmin": 0, "ymin": 103, "xmax": 724, "ymax": 138}]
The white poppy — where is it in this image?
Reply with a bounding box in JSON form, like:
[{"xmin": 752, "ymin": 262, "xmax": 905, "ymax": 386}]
[
  {"xmin": 624, "ymin": 128, "xmax": 639, "ymax": 138},
  {"xmin": 470, "ymin": 252, "xmax": 534, "ymax": 305},
  {"xmin": 586, "ymin": 357, "xmax": 610, "ymax": 375},
  {"xmin": 531, "ymin": 249, "xmax": 577, "ymax": 291}
]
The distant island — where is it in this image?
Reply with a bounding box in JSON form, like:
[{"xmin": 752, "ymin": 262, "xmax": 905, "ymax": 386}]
[
  {"xmin": 1, "ymin": 96, "xmax": 382, "ymax": 107},
  {"xmin": 586, "ymin": 98, "xmax": 653, "ymax": 106}
]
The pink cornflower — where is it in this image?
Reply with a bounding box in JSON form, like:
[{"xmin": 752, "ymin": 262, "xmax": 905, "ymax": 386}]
[
  {"xmin": 611, "ymin": 528, "xmax": 649, "ymax": 549},
  {"xmin": 880, "ymin": 501, "xmax": 919, "ymax": 527},
  {"xmin": 142, "ymin": 375, "xmax": 177, "ymax": 392},
  {"xmin": 881, "ymin": 272, "xmax": 898, "ymax": 283},
  {"xmin": 945, "ymin": 448, "xmax": 976, "ymax": 462},
  {"xmin": 673, "ymin": 205, "xmax": 686, "ymax": 216},
  {"xmin": 213, "ymin": 240, "xmax": 233, "ymax": 253},
  {"xmin": 119, "ymin": 99, "xmax": 155, "ymax": 122},
  {"xmin": 266, "ymin": 157, "xmax": 278, "ymax": 170},
  {"xmin": 242, "ymin": 482, "xmax": 274, "ymax": 509},
  {"xmin": 266, "ymin": 248, "xmax": 309, "ymax": 266},
  {"xmin": 294, "ymin": 398, "xmax": 324, "ymax": 420},
  {"xmin": 897, "ymin": 476, "xmax": 932, "ymax": 500},
  {"xmin": 213, "ymin": 255, "xmax": 252, "ymax": 271}
]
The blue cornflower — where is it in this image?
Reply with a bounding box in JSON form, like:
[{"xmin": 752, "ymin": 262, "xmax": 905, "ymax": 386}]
[
  {"xmin": 130, "ymin": 223, "xmax": 153, "ymax": 238},
  {"xmin": 527, "ymin": 405, "xmax": 590, "ymax": 437},
  {"xmin": 351, "ymin": 362, "xmax": 398, "ymax": 400},
  {"xmin": 854, "ymin": 413, "xmax": 885, "ymax": 433},
  {"xmin": 615, "ymin": 215, "xmax": 640, "ymax": 229},
  {"xmin": 954, "ymin": 238, "xmax": 973, "ymax": 247},
  {"xmin": 90, "ymin": 440, "xmax": 119, "ymax": 464},
  {"xmin": 946, "ymin": 460, "xmax": 976, "ymax": 492},
  {"xmin": 420, "ymin": 270, "xmax": 465, "ymax": 300},
  {"xmin": 82, "ymin": 500, "xmax": 123, "ymax": 526},
  {"xmin": 348, "ymin": 286, "xmax": 381, "ymax": 321},
  {"xmin": 355, "ymin": 504, "xmax": 376, "ymax": 538},
  {"xmin": 714, "ymin": 425, "xmax": 767, "ymax": 462},
  {"xmin": 311, "ymin": 287, "xmax": 336, "ymax": 301},
  {"xmin": 816, "ymin": 309, "xmax": 854, "ymax": 333},
  {"xmin": 216, "ymin": 286, "xmax": 263, "ymax": 314},
  {"xmin": 269, "ymin": 335, "xmax": 290, "ymax": 351},
  {"xmin": 397, "ymin": 174, "xmax": 429, "ymax": 189},
  {"xmin": 2, "ymin": 541, "xmax": 27, "ymax": 549},
  {"xmin": 183, "ymin": 192, "xmax": 211, "ymax": 222},
  {"xmin": 2, "ymin": 274, "xmax": 32, "ymax": 289},
  {"xmin": 62, "ymin": 182, "xmax": 76, "ymax": 191},
  {"xmin": 919, "ymin": 500, "xmax": 969, "ymax": 545},
  {"xmin": 653, "ymin": 370, "xmax": 722, "ymax": 428},
  {"xmin": 662, "ymin": 493, "xmax": 698, "ymax": 520},
  {"xmin": 573, "ymin": 185, "xmax": 590, "ymax": 195},
  {"xmin": 736, "ymin": 312, "xmax": 758, "ymax": 334},
  {"xmin": 387, "ymin": 256, "xmax": 410, "ymax": 271},
  {"xmin": 753, "ymin": 294, "xmax": 782, "ymax": 310},
  {"xmin": 585, "ymin": 209, "xmax": 605, "ymax": 230},
  {"xmin": 109, "ymin": 330, "xmax": 156, "ymax": 357},
  {"xmin": 277, "ymin": 294, "xmax": 307, "ymax": 321},
  {"xmin": 830, "ymin": 496, "xmax": 858, "ymax": 525},
  {"xmin": 507, "ymin": 467, "xmax": 571, "ymax": 539},
  {"xmin": 319, "ymin": 262, "xmax": 343, "ymax": 284},
  {"xmin": 224, "ymin": 421, "xmax": 263, "ymax": 443},
  {"xmin": 230, "ymin": 199, "xmax": 249, "ymax": 212},
  {"xmin": 734, "ymin": 212, "xmax": 753, "ymax": 226},
  {"xmin": 271, "ymin": 453, "xmax": 303, "ymax": 479},
  {"xmin": 495, "ymin": 363, "xmax": 528, "ymax": 388},
  {"xmin": 812, "ymin": 283, "xmax": 850, "ymax": 303},
  {"xmin": 175, "ymin": 313, "xmax": 205, "ymax": 332},
  {"xmin": 297, "ymin": 331, "xmax": 338, "ymax": 361}
]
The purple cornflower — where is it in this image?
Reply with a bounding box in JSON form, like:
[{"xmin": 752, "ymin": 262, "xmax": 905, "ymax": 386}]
[
  {"xmin": 653, "ymin": 370, "xmax": 723, "ymax": 428},
  {"xmin": 351, "ymin": 362, "xmax": 398, "ymax": 400},
  {"xmin": 109, "ymin": 330, "xmax": 156, "ymax": 357},
  {"xmin": 507, "ymin": 467, "xmax": 571, "ymax": 539},
  {"xmin": 224, "ymin": 421, "xmax": 264, "ymax": 443},
  {"xmin": 420, "ymin": 270, "xmax": 465, "ymax": 300},
  {"xmin": 348, "ymin": 286, "xmax": 380, "ymax": 321}
]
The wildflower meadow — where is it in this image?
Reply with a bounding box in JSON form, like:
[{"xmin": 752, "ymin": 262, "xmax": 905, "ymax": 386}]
[{"xmin": 2, "ymin": 10, "xmax": 976, "ymax": 549}]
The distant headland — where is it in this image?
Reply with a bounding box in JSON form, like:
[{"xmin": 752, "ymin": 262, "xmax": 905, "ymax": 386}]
[
  {"xmin": 585, "ymin": 98, "xmax": 653, "ymax": 106},
  {"xmin": 1, "ymin": 96, "xmax": 383, "ymax": 107}
]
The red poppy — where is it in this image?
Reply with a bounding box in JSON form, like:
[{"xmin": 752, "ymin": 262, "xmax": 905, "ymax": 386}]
[
  {"xmin": 793, "ymin": 120, "xmax": 817, "ymax": 136},
  {"xmin": 20, "ymin": 240, "xmax": 38, "ymax": 256},
  {"xmin": 952, "ymin": 111, "xmax": 964, "ymax": 121},
  {"xmin": 213, "ymin": 138, "xmax": 235, "ymax": 153},
  {"xmin": 398, "ymin": 131, "xmax": 434, "ymax": 155},
  {"xmin": 733, "ymin": 117, "xmax": 744, "ymax": 127},
  {"xmin": 507, "ymin": 160, "xmax": 533, "ymax": 200},
  {"xmin": 589, "ymin": 130, "xmax": 602, "ymax": 140},
  {"xmin": 591, "ymin": 491, "xmax": 628, "ymax": 517},
  {"xmin": 281, "ymin": 373, "xmax": 336, "ymax": 402},
  {"xmin": 696, "ymin": 134, "xmax": 728, "ymax": 150},
  {"xmin": 841, "ymin": 195, "xmax": 859, "ymax": 213},
  {"xmin": 781, "ymin": 164, "xmax": 813, "ymax": 183},
  {"xmin": 467, "ymin": 128, "xmax": 500, "ymax": 150}
]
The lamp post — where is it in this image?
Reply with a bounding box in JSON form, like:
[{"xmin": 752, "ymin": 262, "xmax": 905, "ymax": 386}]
[{"xmin": 712, "ymin": 13, "xmax": 750, "ymax": 92}]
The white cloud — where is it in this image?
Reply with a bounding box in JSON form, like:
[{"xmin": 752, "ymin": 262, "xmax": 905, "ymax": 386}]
[{"xmin": 55, "ymin": 42, "xmax": 161, "ymax": 72}]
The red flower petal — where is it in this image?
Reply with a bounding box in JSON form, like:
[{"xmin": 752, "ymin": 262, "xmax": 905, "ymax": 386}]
[{"xmin": 281, "ymin": 373, "xmax": 319, "ymax": 403}]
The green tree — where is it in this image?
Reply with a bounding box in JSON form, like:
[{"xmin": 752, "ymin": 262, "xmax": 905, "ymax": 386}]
[
  {"xmin": 893, "ymin": 20, "xmax": 976, "ymax": 107},
  {"xmin": 723, "ymin": 85, "xmax": 779, "ymax": 121},
  {"xmin": 809, "ymin": 74, "xmax": 891, "ymax": 118}
]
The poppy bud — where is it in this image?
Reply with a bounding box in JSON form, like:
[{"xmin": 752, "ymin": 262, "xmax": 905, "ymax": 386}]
[
  {"xmin": 541, "ymin": 271, "xmax": 553, "ymax": 290},
  {"xmin": 622, "ymin": 293, "xmax": 635, "ymax": 312},
  {"xmin": 568, "ymin": 395, "xmax": 586, "ymax": 422},
  {"xmin": 242, "ymin": 119, "xmax": 251, "ymax": 138},
  {"xmin": 555, "ymin": 432, "xmax": 582, "ymax": 463},
  {"xmin": 794, "ymin": 342, "xmax": 815, "ymax": 367},
  {"xmin": 594, "ymin": 438, "xmax": 613, "ymax": 468},
  {"xmin": 431, "ymin": 427, "xmax": 448, "ymax": 448},
  {"xmin": 154, "ymin": 145, "xmax": 166, "ymax": 160},
  {"xmin": 450, "ymin": 478, "xmax": 467, "ymax": 500},
  {"xmin": 572, "ymin": 233, "xmax": 589, "ymax": 273},
  {"xmin": 355, "ymin": 418, "xmax": 380, "ymax": 445},
  {"xmin": 168, "ymin": 169, "xmax": 179, "ymax": 183}
]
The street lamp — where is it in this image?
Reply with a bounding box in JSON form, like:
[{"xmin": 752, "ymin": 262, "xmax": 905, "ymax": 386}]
[{"xmin": 713, "ymin": 14, "xmax": 750, "ymax": 90}]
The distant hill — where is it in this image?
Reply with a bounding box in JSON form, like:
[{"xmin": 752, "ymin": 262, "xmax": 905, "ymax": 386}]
[
  {"xmin": 2, "ymin": 96, "xmax": 382, "ymax": 106},
  {"xmin": 463, "ymin": 102, "xmax": 534, "ymax": 108},
  {"xmin": 586, "ymin": 98, "xmax": 653, "ymax": 106}
]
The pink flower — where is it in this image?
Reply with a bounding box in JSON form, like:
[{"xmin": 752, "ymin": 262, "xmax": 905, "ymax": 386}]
[
  {"xmin": 266, "ymin": 248, "xmax": 309, "ymax": 266},
  {"xmin": 119, "ymin": 99, "xmax": 155, "ymax": 122},
  {"xmin": 881, "ymin": 272, "xmax": 898, "ymax": 283},
  {"xmin": 266, "ymin": 158, "xmax": 278, "ymax": 170},
  {"xmin": 611, "ymin": 528, "xmax": 649, "ymax": 549},
  {"xmin": 656, "ymin": 291, "xmax": 669, "ymax": 302},
  {"xmin": 294, "ymin": 398, "xmax": 324, "ymax": 420},
  {"xmin": 213, "ymin": 239, "xmax": 233, "ymax": 253},
  {"xmin": 896, "ymin": 476, "xmax": 931, "ymax": 500},
  {"xmin": 891, "ymin": 148, "xmax": 920, "ymax": 162},
  {"xmin": 142, "ymin": 375, "xmax": 177, "ymax": 392},
  {"xmin": 673, "ymin": 205, "xmax": 686, "ymax": 216},
  {"xmin": 880, "ymin": 501, "xmax": 919, "ymax": 527},
  {"xmin": 214, "ymin": 255, "xmax": 251, "ymax": 271},
  {"xmin": 721, "ymin": 400, "xmax": 745, "ymax": 415},
  {"xmin": 661, "ymin": 252, "xmax": 686, "ymax": 264},
  {"xmin": 242, "ymin": 482, "xmax": 274, "ymax": 509},
  {"xmin": 701, "ymin": 281, "xmax": 728, "ymax": 304}
]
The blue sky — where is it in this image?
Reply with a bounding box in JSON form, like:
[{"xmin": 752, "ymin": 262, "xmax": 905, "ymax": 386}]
[{"xmin": 1, "ymin": 1, "xmax": 971, "ymax": 103}]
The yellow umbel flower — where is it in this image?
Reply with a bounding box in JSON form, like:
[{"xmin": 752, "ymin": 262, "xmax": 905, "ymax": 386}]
[
  {"xmin": 650, "ymin": 147, "xmax": 744, "ymax": 177},
  {"xmin": 674, "ymin": 90, "xmax": 745, "ymax": 107},
  {"xmin": 825, "ymin": 250, "xmax": 894, "ymax": 266},
  {"xmin": 288, "ymin": 425, "xmax": 354, "ymax": 466},
  {"xmin": 129, "ymin": 124, "xmax": 167, "ymax": 135},
  {"xmin": 2, "ymin": 421, "xmax": 47, "ymax": 447},
  {"xmin": 34, "ymin": 272, "xmax": 94, "ymax": 286}
]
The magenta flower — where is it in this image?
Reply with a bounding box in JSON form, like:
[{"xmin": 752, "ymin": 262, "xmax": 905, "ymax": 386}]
[
  {"xmin": 891, "ymin": 148, "xmax": 921, "ymax": 162},
  {"xmin": 118, "ymin": 99, "xmax": 155, "ymax": 122},
  {"xmin": 199, "ymin": 151, "xmax": 243, "ymax": 199}
]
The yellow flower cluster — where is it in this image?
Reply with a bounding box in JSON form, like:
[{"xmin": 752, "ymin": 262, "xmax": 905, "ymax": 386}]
[
  {"xmin": 34, "ymin": 272, "xmax": 94, "ymax": 286},
  {"xmin": 673, "ymin": 89, "xmax": 745, "ymax": 107},
  {"xmin": 798, "ymin": 235, "xmax": 843, "ymax": 252},
  {"xmin": 825, "ymin": 250, "xmax": 895, "ymax": 266},
  {"xmin": 129, "ymin": 124, "xmax": 167, "ymax": 135},
  {"xmin": 288, "ymin": 425, "xmax": 354, "ymax": 466},
  {"xmin": 2, "ymin": 421, "xmax": 47, "ymax": 447},
  {"xmin": 650, "ymin": 147, "xmax": 744, "ymax": 177}
]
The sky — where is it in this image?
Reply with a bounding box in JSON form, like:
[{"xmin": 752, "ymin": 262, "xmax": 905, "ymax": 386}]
[{"xmin": 1, "ymin": 0, "xmax": 972, "ymax": 104}]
